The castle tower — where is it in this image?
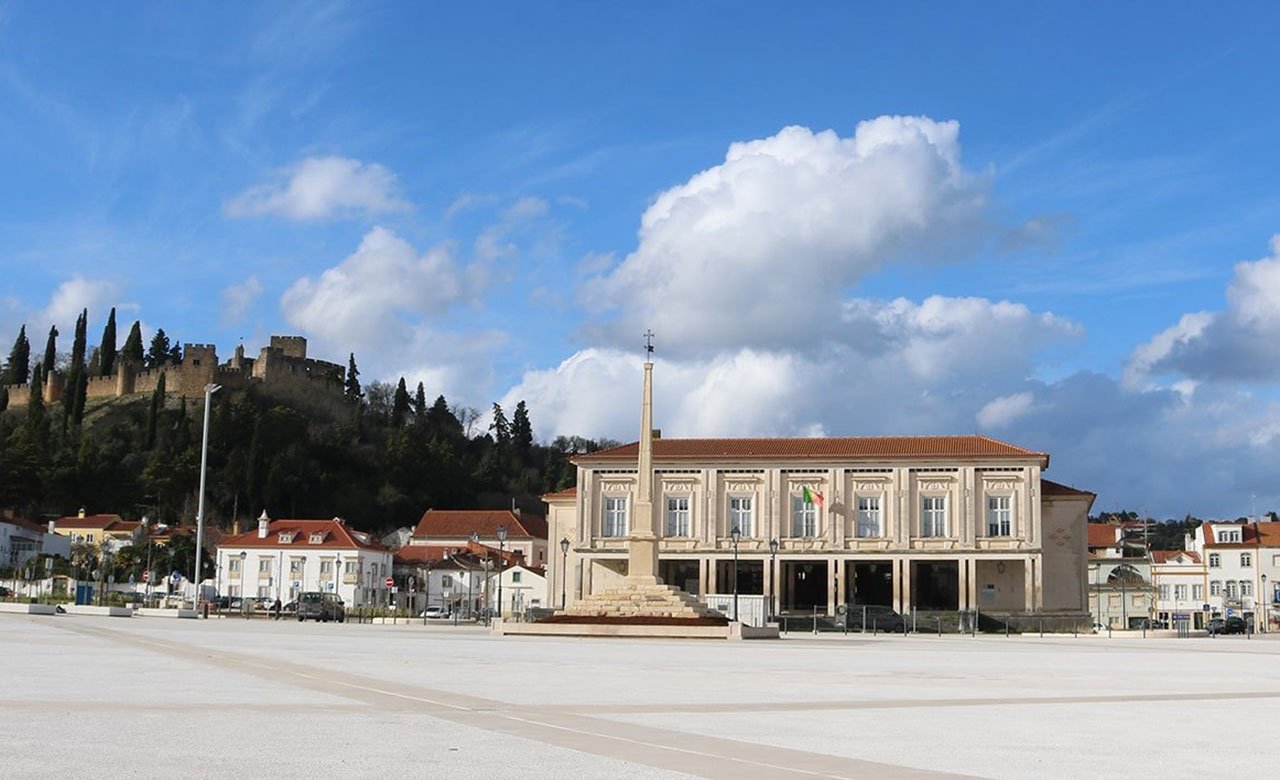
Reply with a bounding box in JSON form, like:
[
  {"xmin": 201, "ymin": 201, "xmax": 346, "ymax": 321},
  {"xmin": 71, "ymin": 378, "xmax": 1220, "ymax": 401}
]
[{"xmin": 43, "ymin": 369, "xmax": 64, "ymax": 405}]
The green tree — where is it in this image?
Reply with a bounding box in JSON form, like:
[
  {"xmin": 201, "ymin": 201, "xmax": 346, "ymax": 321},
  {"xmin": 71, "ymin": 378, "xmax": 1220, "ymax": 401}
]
[
  {"xmin": 392, "ymin": 377, "xmax": 411, "ymax": 428},
  {"xmin": 414, "ymin": 381, "xmax": 427, "ymax": 428},
  {"xmin": 147, "ymin": 329, "xmax": 172, "ymax": 368},
  {"xmin": 41, "ymin": 325, "xmax": 58, "ymax": 374},
  {"xmin": 121, "ymin": 321, "xmax": 144, "ymax": 365},
  {"xmin": 146, "ymin": 372, "xmax": 166, "ymax": 449},
  {"xmin": 98, "ymin": 306, "xmax": 117, "ymax": 377},
  {"xmin": 344, "ymin": 353, "xmax": 362, "ymax": 404},
  {"xmin": 512, "ymin": 400, "xmax": 533, "ymax": 459},
  {"xmin": 2, "ymin": 324, "xmax": 30, "ymax": 385},
  {"xmin": 490, "ymin": 402, "xmax": 510, "ymax": 447},
  {"xmin": 70, "ymin": 309, "xmax": 88, "ymax": 369}
]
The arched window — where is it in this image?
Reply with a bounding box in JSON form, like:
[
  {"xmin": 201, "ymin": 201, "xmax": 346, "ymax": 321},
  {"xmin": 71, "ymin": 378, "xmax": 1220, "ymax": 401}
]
[{"xmin": 1108, "ymin": 564, "xmax": 1144, "ymax": 585}]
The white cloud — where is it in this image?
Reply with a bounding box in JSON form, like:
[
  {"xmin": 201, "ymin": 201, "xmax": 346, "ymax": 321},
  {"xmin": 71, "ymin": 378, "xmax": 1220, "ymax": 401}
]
[
  {"xmin": 1127, "ymin": 235, "xmax": 1280, "ymax": 383},
  {"xmin": 976, "ymin": 392, "xmax": 1035, "ymax": 429},
  {"xmin": 220, "ymin": 275, "xmax": 263, "ymax": 326},
  {"xmin": 224, "ymin": 156, "xmax": 410, "ymax": 220},
  {"xmin": 281, "ymin": 226, "xmax": 462, "ymax": 348},
  {"xmin": 584, "ymin": 117, "xmax": 997, "ymax": 355},
  {"xmin": 42, "ymin": 276, "xmax": 120, "ymax": 330}
]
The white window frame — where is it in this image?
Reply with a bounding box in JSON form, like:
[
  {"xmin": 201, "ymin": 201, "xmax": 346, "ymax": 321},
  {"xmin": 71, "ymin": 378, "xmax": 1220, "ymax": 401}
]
[
  {"xmin": 228, "ymin": 557, "xmax": 240, "ymax": 574},
  {"xmin": 1225, "ymin": 581, "xmax": 1238, "ymax": 598},
  {"xmin": 855, "ymin": 495, "xmax": 882, "ymax": 538},
  {"xmin": 1192, "ymin": 584, "xmax": 1203, "ymax": 600},
  {"xmin": 1158, "ymin": 584, "xmax": 1170, "ymax": 600},
  {"xmin": 1174, "ymin": 584, "xmax": 1187, "ymax": 600},
  {"xmin": 985, "ymin": 494, "xmax": 1013, "ymax": 537},
  {"xmin": 921, "ymin": 495, "xmax": 948, "ymax": 538},
  {"xmin": 791, "ymin": 495, "xmax": 818, "ymax": 538},
  {"xmin": 1210, "ymin": 580, "xmax": 1221, "ymax": 596},
  {"xmin": 602, "ymin": 496, "xmax": 628, "ymax": 538},
  {"xmin": 1241, "ymin": 552, "xmax": 1252, "ymax": 567},
  {"xmin": 258, "ymin": 557, "xmax": 272, "ymax": 574},
  {"xmin": 664, "ymin": 495, "xmax": 691, "ymax": 537},
  {"xmin": 728, "ymin": 495, "xmax": 754, "ymax": 538},
  {"xmin": 1208, "ymin": 553, "xmax": 1220, "ymax": 568},
  {"xmin": 290, "ymin": 558, "xmax": 304, "ymax": 575},
  {"xmin": 1241, "ymin": 580, "xmax": 1253, "ymax": 597}
]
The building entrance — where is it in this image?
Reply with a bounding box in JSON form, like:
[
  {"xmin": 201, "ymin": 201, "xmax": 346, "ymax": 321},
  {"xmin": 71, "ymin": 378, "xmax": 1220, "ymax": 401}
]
[
  {"xmin": 782, "ymin": 561, "xmax": 827, "ymax": 612},
  {"xmin": 659, "ymin": 560, "xmax": 701, "ymax": 595},
  {"xmin": 715, "ymin": 560, "xmax": 763, "ymax": 595},
  {"xmin": 912, "ymin": 561, "xmax": 959, "ymax": 610},
  {"xmin": 849, "ymin": 561, "xmax": 894, "ymax": 607}
]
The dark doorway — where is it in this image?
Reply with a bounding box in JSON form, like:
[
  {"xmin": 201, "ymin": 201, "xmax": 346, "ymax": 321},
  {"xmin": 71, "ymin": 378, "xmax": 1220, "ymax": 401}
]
[
  {"xmin": 782, "ymin": 561, "xmax": 827, "ymax": 612},
  {"xmin": 716, "ymin": 560, "xmax": 763, "ymax": 595},
  {"xmin": 912, "ymin": 561, "xmax": 959, "ymax": 610},
  {"xmin": 850, "ymin": 561, "xmax": 894, "ymax": 607},
  {"xmin": 660, "ymin": 560, "xmax": 701, "ymax": 595}
]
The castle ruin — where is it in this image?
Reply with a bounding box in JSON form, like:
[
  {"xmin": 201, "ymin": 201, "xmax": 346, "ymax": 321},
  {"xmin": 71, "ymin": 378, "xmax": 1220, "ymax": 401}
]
[{"xmin": 2, "ymin": 336, "xmax": 346, "ymax": 410}]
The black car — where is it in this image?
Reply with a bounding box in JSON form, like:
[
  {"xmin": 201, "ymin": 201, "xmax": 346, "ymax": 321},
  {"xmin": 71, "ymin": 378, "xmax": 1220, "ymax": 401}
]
[
  {"xmin": 296, "ymin": 592, "xmax": 345, "ymax": 622},
  {"xmin": 1224, "ymin": 616, "xmax": 1247, "ymax": 634},
  {"xmin": 840, "ymin": 604, "xmax": 907, "ymax": 632}
]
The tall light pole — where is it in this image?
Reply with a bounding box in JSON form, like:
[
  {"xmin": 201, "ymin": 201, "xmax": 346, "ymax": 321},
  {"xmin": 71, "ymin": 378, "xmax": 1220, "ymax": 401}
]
[
  {"xmin": 193, "ymin": 382, "xmax": 221, "ymax": 613},
  {"xmin": 468, "ymin": 532, "xmax": 480, "ymax": 619},
  {"xmin": 559, "ymin": 537, "xmax": 570, "ymax": 609},
  {"xmin": 496, "ymin": 525, "xmax": 507, "ymax": 620},
  {"xmin": 1263, "ymin": 574, "xmax": 1269, "ymax": 634},
  {"xmin": 768, "ymin": 538, "xmax": 779, "ymax": 623},
  {"xmin": 730, "ymin": 524, "xmax": 741, "ymax": 622}
]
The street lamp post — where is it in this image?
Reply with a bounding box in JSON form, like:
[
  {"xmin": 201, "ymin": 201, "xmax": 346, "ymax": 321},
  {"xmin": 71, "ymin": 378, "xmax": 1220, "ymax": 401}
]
[
  {"xmin": 193, "ymin": 383, "xmax": 221, "ymax": 614},
  {"xmin": 559, "ymin": 537, "xmax": 570, "ymax": 609},
  {"xmin": 730, "ymin": 524, "xmax": 741, "ymax": 622},
  {"xmin": 1263, "ymin": 574, "xmax": 1269, "ymax": 633},
  {"xmin": 238, "ymin": 552, "xmax": 246, "ymax": 608},
  {"xmin": 496, "ymin": 525, "xmax": 507, "ymax": 621},
  {"xmin": 468, "ymin": 532, "xmax": 480, "ymax": 619},
  {"xmin": 768, "ymin": 538, "xmax": 779, "ymax": 623}
]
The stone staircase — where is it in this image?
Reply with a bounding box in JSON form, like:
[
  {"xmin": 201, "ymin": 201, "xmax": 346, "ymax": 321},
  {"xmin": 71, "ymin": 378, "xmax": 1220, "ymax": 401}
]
[{"xmin": 562, "ymin": 583, "xmax": 716, "ymax": 619}]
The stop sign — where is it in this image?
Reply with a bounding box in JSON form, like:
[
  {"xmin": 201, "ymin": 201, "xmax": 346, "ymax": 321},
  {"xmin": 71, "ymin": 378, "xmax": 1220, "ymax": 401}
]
[
  {"xmin": 385, "ymin": 576, "xmax": 394, "ymax": 588},
  {"xmin": 142, "ymin": 569, "xmax": 151, "ymax": 583}
]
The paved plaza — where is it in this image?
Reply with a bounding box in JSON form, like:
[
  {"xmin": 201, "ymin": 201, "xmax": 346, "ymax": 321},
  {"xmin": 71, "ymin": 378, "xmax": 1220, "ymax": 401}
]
[{"xmin": 2, "ymin": 614, "xmax": 1277, "ymax": 779}]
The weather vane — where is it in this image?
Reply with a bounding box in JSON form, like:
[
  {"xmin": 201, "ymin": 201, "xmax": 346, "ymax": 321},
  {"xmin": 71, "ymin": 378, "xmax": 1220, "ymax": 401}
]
[{"xmin": 643, "ymin": 329, "xmax": 655, "ymax": 358}]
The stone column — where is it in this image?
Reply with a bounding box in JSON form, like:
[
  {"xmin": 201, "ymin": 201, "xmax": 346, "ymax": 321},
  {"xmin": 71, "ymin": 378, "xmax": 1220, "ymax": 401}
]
[
  {"xmin": 967, "ymin": 558, "xmax": 979, "ymax": 612},
  {"xmin": 628, "ymin": 361, "xmax": 660, "ymax": 583},
  {"xmin": 958, "ymin": 557, "xmax": 969, "ymax": 611},
  {"xmin": 892, "ymin": 559, "xmax": 903, "ymax": 613},
  {"xmin": 901, "ymin": 558, "xmax": 913, "ymax": 615},
  {"xmin": 1024, "ymin": 556, "xmax": 1035, "ymax": 612},
  {"xmin": 827, "ymin": 557, "xmax": 839, "ymax": 616}
]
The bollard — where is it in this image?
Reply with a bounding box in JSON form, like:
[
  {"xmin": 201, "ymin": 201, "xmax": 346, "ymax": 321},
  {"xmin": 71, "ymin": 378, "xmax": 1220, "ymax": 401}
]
[
  {"xmin": 937, "ymin": 617, "xmax": 942, "ymax": 637},
  {"xmin": 862, "ymin": 605, "xmax": 867, "ymax": 635},
  {"xmin": 1039, "ymin": 616, "xmax": 1043, "ymax": 638},
  {"xmin": 812, "ymin": 605, "xmax": 818, "ymax": 635},
  {"xmin": 1005, "ymin": 620, "xmax": 1009, "ymax": 637}
]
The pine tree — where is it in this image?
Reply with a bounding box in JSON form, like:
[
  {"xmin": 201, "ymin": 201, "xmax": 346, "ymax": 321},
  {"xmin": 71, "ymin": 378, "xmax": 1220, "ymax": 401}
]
[
  {"xmin": 489, "ymin": 402, "xmax": 510, "ymax": 447},
  {"xmin": 392, "ymin": 377, "xmax": 411, "ymax": 428},
  {"xmin": 414, "ymin": 382, "xmax": 427, "ymax": 427},
  {"xmin": 343, "ymin": 353, "xmax": 363, "ymax": 404},
  {"xmin": 2, "ymin": 324, "xmax": 30, "ymax": 385},
  {"xmin": 121, "ymin": 321, "xmax": 144, "ymax": 365},
  {"xmin": 168, "ymin": 340, "xmax": 182, "ymax": 365},
  {"xmin": 512, "ymin": 400, "xmax": 533, "ymax": 458},
  {"xmin": 42, "ymin": 325, "xmax": 58, "ymax": 374},
  {"xmin": 98, "ymin": 307, "xmax": 117, "ymax": 377},
  {"xmin": 147, "ymin": 329, "xmax": 172, "ymax": 368}
]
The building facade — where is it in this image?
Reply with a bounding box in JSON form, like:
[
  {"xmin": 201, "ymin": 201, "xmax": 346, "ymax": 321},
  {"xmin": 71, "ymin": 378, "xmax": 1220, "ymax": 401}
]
[
  {"xmin": 406, "ymin": 509, "xmax": 549, "ymax": 569},
  {"xmin": 1191, "ymin": 522, "xmax": 1280, "ymax": 629},
  {"xmin": 546, "ymin": 436, "xmax": 1094, "ymax": 622},
  {"xmin": 215, "ymin": 514, "xmax": 393, "ymax": 606},
  {"xmin": 1152, "ymin": 550, "xmax": 1206, "ymax": 629}
]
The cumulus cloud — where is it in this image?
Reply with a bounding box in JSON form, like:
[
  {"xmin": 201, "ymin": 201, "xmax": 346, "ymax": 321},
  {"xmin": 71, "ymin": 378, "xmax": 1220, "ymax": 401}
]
[
  {"xmin": 281, "ymin": 226, "xmax": 462, "ymax": 348},
  {"xmin": 220, "ymin": 275, "xmax": 264, "ymax": 326},
  {"xmin": 1127, "ymin": 235, "xmax": 1280, "ymax": 384},
  {"xmin": 225, "ymin": 156, "xmax": 410, "ymax": 220},
  {"xmin": 584, "ymin": 117, "xmax": 997, "ymax": 354},
  {"xmin": 42, "ymin": 276, "xmax": 120, "ymax": 329},
  {"xmin": 977, "ymin": 392, "xmax": 1036, "ymax": 429}
]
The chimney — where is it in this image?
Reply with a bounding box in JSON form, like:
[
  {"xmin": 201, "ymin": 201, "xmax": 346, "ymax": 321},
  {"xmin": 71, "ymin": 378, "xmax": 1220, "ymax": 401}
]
[
  {"xmin": 78, "ymin": 507, "xmax": 86, "ymax": 519},
  {"xmin": 47, "ymin": 519, "xmax": 56, "ymax": 534},
  {"xmin": 232, "ymin": 519, "xmax": 240, "ymax": 536},
  {"xmin": 257, "ymin": 509, "xmax": 270, "ymax": 539},
  {"xmin": 333, "ymin": 516, "xmax": 344, "ymax": 526}
]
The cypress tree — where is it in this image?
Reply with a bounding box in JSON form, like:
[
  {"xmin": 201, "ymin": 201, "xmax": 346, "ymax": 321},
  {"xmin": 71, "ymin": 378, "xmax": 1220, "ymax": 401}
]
[
  {"xmin": 414, "ymin": 382, "xmax": 427, "ymax": 427},
  {"xmin": 121, "ymin": 321, "xmax": 144, "ymax": 365},
  {"xmin": 392, "ymin": 377, "xmax": 411, "ymax": 428},
  {"xmin": 512, "ymin": 400, "xmax": 533, "ymax": 458},
  {"xmin": 146, "ymin": 372, "xmax": 166, "ymax": 448},
  {"xmin": 71, "ymin": 367, "xmax": 88, "ymax": 428},
  {"xmin": 343, "ymin": 353, "xmax": 362, "ymax": 404},
  {"xmin": 69, "ymin": 309, "xmax": 87, "ymax": 369},
  {"xmin": 2, "ymin": 324, "xmax": 30, "ymax": 385},
  {"xmin": 42, "ymin": 325, "xmax": 58, "ymax": 374},
  {"xmin": 98, "ymin": 307, "xmax": 117, "ymax": 377}
]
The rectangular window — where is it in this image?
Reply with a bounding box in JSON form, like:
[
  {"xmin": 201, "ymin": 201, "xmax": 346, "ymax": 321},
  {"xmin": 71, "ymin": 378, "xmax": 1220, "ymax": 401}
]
[
  {"xmin": 512, "ymin": 571, "xmax": 522, "ymax": 583},
  {"xmin": 320, "ymin": 560, "xmax": 333, "ymax": 574},
  {"xmin": 257, "ymin": 586, "xmax": 271, "ymax": 598},
  {"xmin": 1208, "ymin": 553, "xmax": 1220, "ymax": 568},
  {"xmin": 985, "ymin": 495, "xmax": 1012, "ymax": 536},
  {"xmin": 442, "ymin": 575, "xmax": 453, "ymax": 588},
  {"xmin": 1174, "ymin": 584, "xmax": 1187, "ymax": 600},
  {"xmin": 729, "ymin": 496, "xmax": 754, "ymax": 538},
  {"xmin": 290, "ymin": 558, "xmax": 303, "ymax": 575},
  {"xmin": 1210, "ymin": 580, "xmax": 1221, "ymax": 596},
  {"xmin": 345, "ymin": 561, "xmax": 357, "ymax": 574},
  {"xmin": 791, "ymin": 495, "xmax": 817, "ymax": 537},
  {"xmin": 855, "ymin": 496, "xmax": 882, "ymax": 538},
  {"xmin": 664, "ymin": 495, "xmax": 690, "ymax": 537},
  {"xmin": 921, "ymin": 496, "xmax": 948, "ymax": 537},
  {"xmin": 86, "ymin": 534, "xmax": 94, "ymax": 543},
  {"xmin": 258, "ymin": 558, "xmax": 271, "ymax": 573},
  {"xmin": 1241, "ymin": 581, "xmax": 1253, "ymax": 597},
  {"xmin": 1225, "ymin": 581, "xmax": 1238, "ymax": 598},
  {"xmin": 603, "ymin": 496, "xmax": 628, "ymax": 537},
  {"xmin": 1158, "ymin": 584, "xmax": 1170, "ymax": 600},
  {"xmin": 228, "ymin": 558, "xmax": 240, "ymax": 573},
  {"xmin": 1241, "ymin": 553, "xmax": 1252, "ymax": 567},
  {"xmin": 1192, "ymin": 584, "xmax": 1203, "ymax": 600}
]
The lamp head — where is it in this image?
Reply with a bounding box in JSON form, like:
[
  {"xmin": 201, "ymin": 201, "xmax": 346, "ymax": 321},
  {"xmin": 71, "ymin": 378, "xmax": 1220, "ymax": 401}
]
[
  {"xmin": 560, "ymin": 537, "xmax": 570, "ymax": 553},
  {"xmin": 730, "ymin": 524, "xmax": 741, "ymax": 541},
  {"xmin": 768, "ymin": 537, "xmax": 779, "ymax": 553},
  {"xmin": 497, "ymin": 525, "xmax": 507, "ymax": 542}
]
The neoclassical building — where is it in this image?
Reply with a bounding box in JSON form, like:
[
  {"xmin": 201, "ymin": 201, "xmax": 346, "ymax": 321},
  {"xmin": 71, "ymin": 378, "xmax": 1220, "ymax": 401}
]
[{"xmin": 545, "ymin": 436, "xmax": 1094, "ymax": 621}]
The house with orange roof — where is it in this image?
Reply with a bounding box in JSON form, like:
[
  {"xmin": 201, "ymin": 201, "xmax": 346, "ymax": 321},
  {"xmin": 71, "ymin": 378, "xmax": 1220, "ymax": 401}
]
[
  {"xmin": 49, "ymin": 508, "xmax": 141, "ymax": 552},
  {"xmin": 214, "ymin": 511, "xmax": 392, "ymax": 606},
  {"xmin": 1151, "ymin": 549, "xmax": 1207, "ymax": 629},
  {"xmin": 405, "ymin": 508, "xmax": 549, "ymax": 569},
  {"xmin": 545, "ymin": 432, "xmax": 1096, "ymax": 625},
  {"xmin": 1188, "ymin": 521, "xmax": 1280, "ymax": 629}
]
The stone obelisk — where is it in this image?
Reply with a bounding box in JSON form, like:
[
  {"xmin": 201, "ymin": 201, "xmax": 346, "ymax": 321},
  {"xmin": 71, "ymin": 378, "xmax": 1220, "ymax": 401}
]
[{"xmin": 628, "ymin": 332, "xmax": 660, "ymax": 584}]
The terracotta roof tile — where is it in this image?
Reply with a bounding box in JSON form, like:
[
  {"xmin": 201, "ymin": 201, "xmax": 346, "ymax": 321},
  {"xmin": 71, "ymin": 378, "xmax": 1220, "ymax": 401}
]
[
  {"xmin": 1152, "ymin": 550, "xmax": 1202, "ymax": 564},
  {"xmin": 575, "ymin": 435, "xmax": 1048, "ymax": 464},
  {"xmin": 54, "ymin": 513, "xmax": 128, "ymax": 530},
  {"xmin": 541, "ymin": 487, "xmax": 577, "ymax": 500},
  {"xmin": 1087, "ymin": 524, "xmax": 1121, "ymax": 549},
  {"xmin": 1041, "ymin": 479, "xmax": 1095, "ymax": 497},
  {"xmin": 217, "ymin": 519, "xmax": 388, "ymax": 552},
  {"xmin": 411, "ymin": 509, "xmax": 547, "ymax": 540}
]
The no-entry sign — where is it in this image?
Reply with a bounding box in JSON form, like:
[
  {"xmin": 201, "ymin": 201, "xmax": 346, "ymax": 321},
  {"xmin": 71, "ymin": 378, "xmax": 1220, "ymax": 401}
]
[{"xmin": 385, "ymin": 576, "xmax": 394, "ymax": 588}]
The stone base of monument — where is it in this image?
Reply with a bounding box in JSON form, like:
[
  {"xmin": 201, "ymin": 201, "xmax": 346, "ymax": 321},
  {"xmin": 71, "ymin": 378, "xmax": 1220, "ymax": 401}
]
[{"xmin": 495, "ymin": 582, "xmax": 780, "ymax": 640}]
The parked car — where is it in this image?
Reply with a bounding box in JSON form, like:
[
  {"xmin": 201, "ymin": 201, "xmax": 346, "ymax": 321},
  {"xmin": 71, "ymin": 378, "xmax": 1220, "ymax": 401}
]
[
  {"xmin": 0, "ymin": 585, "xmax": 12, "ymax": 598},
  {"xmin": 1092, "ymin": 621, "xmax": 1108, "ymax": 633},
  {"xmin": 840, "ymin": 604, "xmax": 907, "ymax": 632},
  {"xmin": 296, "ymin": 592, "xmax": 345, "ymax": 622},
  {"xmin": 420, "ymin": 605, "xmax": 449, "ymax": 619},
  {"xmin": 1224, "ymin": 616, "xmax": 1247, "ymax": 634},
  {"xmin": 1206, "ymin": 618, "xmax": 1227, "ymax": 635}
]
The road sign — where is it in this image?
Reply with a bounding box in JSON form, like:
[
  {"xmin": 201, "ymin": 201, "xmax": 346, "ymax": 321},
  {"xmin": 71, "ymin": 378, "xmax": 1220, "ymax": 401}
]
[
  {"xmin": 170, "ymin": 570, "xmax": 182, "ymax": 584},
  {"xmin": 142, "ymin": 569, "xmax": 151, "ymax": 583},
  {"xmin": 385, "ymin": 576, "xmax": 394, "ymax": 588},
  {"xmin": 1203, "ymin": 603, "xmax": 1211, "ymax": 611}
]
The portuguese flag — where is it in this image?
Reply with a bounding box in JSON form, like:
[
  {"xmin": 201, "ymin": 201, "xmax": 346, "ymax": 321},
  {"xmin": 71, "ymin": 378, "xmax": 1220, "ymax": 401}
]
[{"xmin": 802, "ymin": 485, "xmax": 825, "ymax": 507}]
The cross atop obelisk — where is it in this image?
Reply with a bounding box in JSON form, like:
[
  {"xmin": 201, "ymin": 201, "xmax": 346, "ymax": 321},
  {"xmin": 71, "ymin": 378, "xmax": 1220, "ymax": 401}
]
[{"xmin": 629, "ymin": 329, "xmax": 660, "ymax": 583}]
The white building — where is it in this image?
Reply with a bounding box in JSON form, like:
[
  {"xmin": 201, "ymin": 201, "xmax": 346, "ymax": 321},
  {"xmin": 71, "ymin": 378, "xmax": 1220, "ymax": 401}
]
[
  {"xmin": 488, "ymin": 564, "xmax": 548, "ymax": 617},
  {"xmin": 1189, "ymin": 522, "xmax": 1280, "ymax": 628},
  {"xmin": 393, "ymin": 544, "xmax": 491, "ymax": 616},
  {"xmin": 406, "ymin": 509, "xmax": 549, "ymax": 568},
  {"xmin": 215, "ymin": 513, "xmax": 393, "ymax": 606},
  {"xmin": 1, "ymin": 512, "xmax": 70, "ymax": 570},
  {"xmin": 1152, "ymin": 550, "xmax": 1206, "ymax": 629}
]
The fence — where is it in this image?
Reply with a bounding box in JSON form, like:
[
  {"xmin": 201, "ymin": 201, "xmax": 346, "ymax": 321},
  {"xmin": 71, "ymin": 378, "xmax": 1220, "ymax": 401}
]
[{"xmin": 704, "ymin": 594, "xmax": 768, "ymax": 626}]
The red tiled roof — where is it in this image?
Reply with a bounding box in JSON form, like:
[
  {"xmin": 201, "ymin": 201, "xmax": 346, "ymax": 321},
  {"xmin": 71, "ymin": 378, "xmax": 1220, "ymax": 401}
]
[
  {"xmin": 1041, "ymin": 479, "xmax": 1095, "ymax": 498},
  {"xmin": 1087, "ymin": 524, "xmax": 1121, "ymax": 549},
  {"xmin": 1152, "ymin": 550, "xmax": 1202, "ymax": 563},
  {"xmin": 54, "ymin": 513, "xmax": 128, "ymax": 530},
  {"xmin": 575, "ymin": 435, "xmax": 1048, "ymax": 465},
  {"xmin": 394, "ymin": 540, "xmax": 522, "ymax": 568},
  {"xmin": 542, "ymin": 487, "xmax": 577, "ymax": 500},
  {"xmin": 1256, "ymin": 523, "xmax": 1280, "ymax": 547},
  {"xmin": 411, "ymin": 509, "xmax": 548, "ymax": 540},
  {"xmin": 1202, "ymin": 522, "xmax": 1259, "ymax": 547},
  {"xmin": 217, "ymin": 519, "xmax": 388, "ymax": 551},
  {"xmin": 0, "ymin": 513, "xmax": 46, "ymax": 535}
]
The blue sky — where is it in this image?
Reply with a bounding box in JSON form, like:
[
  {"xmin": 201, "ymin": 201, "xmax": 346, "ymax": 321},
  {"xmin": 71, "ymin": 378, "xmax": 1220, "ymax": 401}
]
[{"xmin": 3, "ymin": 2, "xmax": 1280, "ymax": 517}]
